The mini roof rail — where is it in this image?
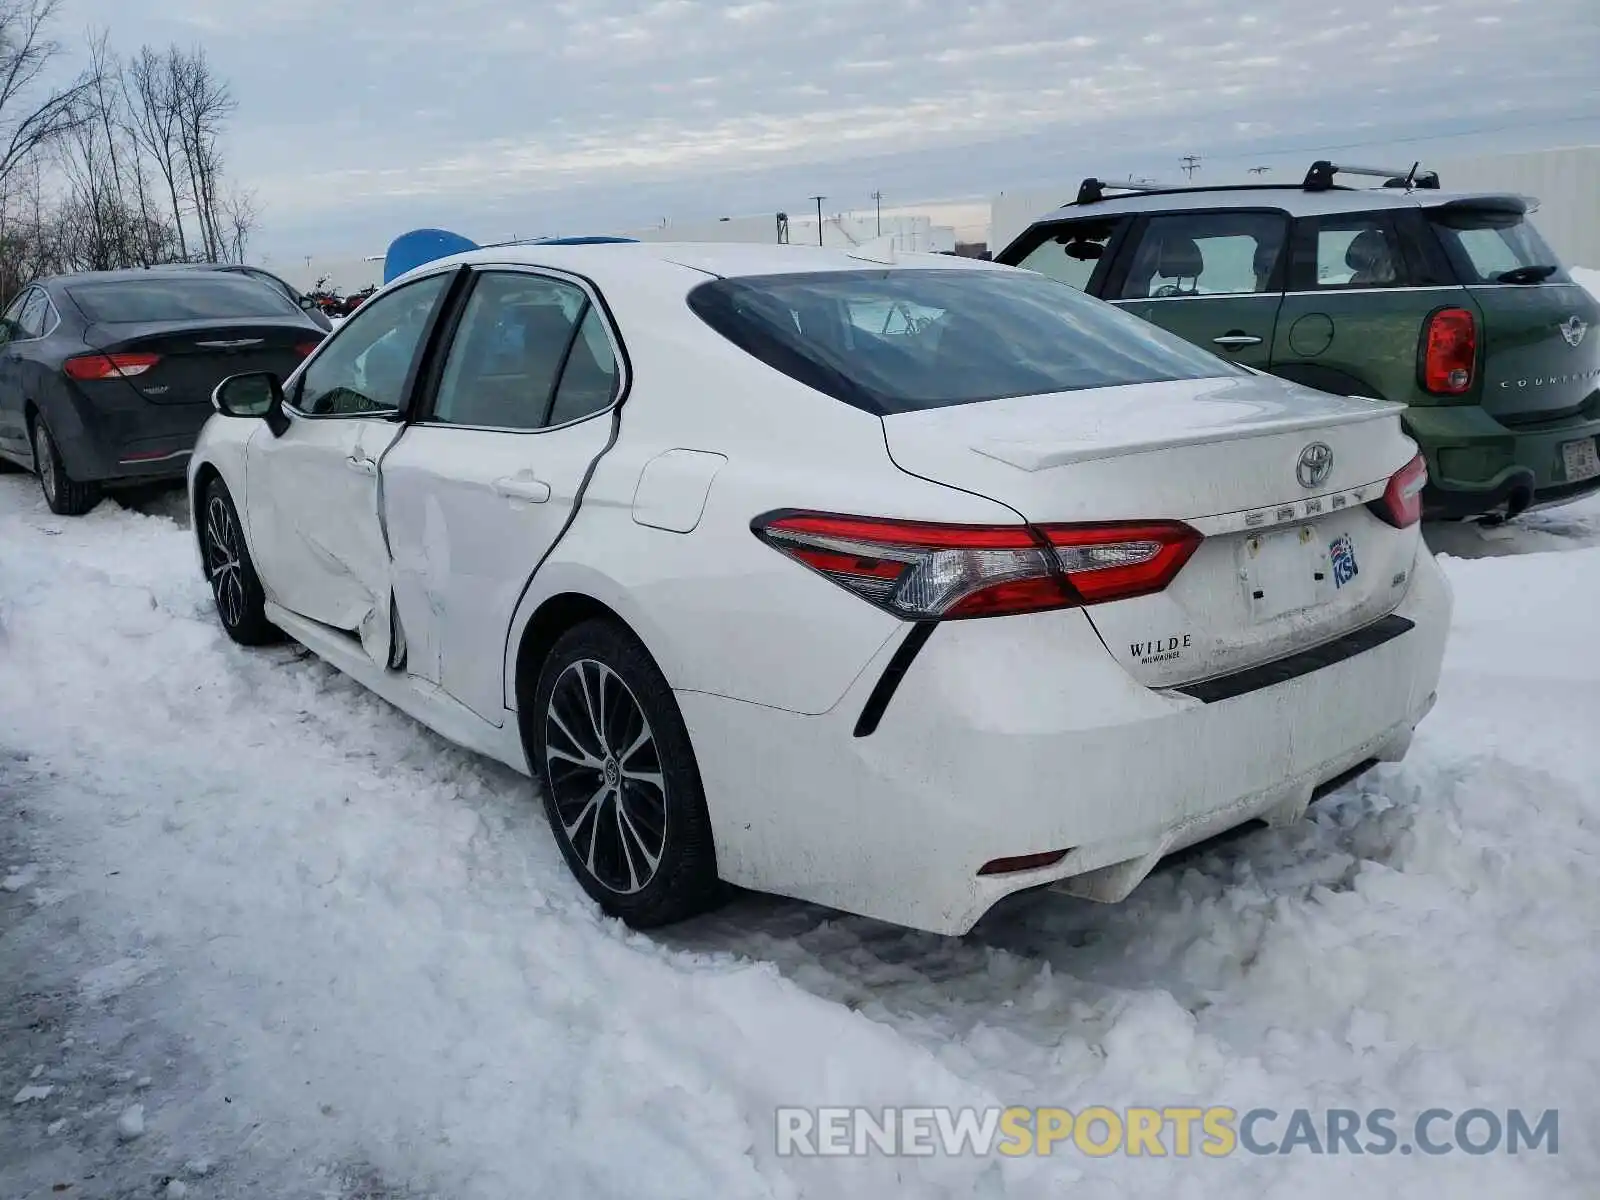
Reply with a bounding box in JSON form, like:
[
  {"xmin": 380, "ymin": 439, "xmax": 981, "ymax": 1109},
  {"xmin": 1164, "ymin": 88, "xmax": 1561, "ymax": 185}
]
[
  {"xmin": 1075, "ymin": 177, "xmax": 1166, "ymax": 205},
  {"xmin": 1303, "ymin": 159, "xmax": 1440, "ymax": 192}
]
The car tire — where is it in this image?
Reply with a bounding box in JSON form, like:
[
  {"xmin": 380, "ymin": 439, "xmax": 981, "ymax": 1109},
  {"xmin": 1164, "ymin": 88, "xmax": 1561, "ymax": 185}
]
[
  {"xmin": 531, "ymin": 618, "xmax": 723, "ymax": 928},
  {"xmin": 31, "ymin": 415, "xmax": 101, "ymax": 516},
  {"xmin": 198, "ymin": 476, "xmax": 281, "ymax": 646}
]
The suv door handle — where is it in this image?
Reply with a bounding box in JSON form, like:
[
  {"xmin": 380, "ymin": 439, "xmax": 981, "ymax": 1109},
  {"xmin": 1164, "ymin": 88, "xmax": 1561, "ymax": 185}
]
[
  {"xmin": 1213, "ymin": 332, "xmax": 1263, "ymax": 349},
  {"xmin": 493, "ymin": 476, "xmax": 552, "ymax": 503},
  {"xmin": 345, "ymin": 454, "xmax": 377, "ymax": 475}
]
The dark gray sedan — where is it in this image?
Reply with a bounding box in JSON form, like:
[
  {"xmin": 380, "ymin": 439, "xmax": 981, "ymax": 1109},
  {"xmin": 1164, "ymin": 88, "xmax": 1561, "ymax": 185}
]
[{"xmin": 0, "ymin": 269, "xmax": 327, "ymax": 514}]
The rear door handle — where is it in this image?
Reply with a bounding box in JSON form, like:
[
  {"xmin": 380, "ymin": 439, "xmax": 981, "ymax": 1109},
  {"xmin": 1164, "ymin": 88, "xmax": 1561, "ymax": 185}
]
[
  {"xmin": 345, "ymin": 454, "xmax": 377, "ymax": 475},
  {"xmin": 1213, "ymin": 333, "xmax": 1263, "ymax": 349},
  {"xmin": 493, "ymin": 476, "xmax": 552, "ymax": 503}
]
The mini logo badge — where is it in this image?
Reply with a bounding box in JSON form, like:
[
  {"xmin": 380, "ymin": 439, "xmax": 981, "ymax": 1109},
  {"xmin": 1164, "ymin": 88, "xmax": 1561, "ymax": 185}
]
[
  {"xmin": 1329, "ymin": 534, "xmax": 1359, "ymax": 589},
  {"xmin": 1296, "ymin": 442, "xmax": 1334, "ymax": 489},
  {"xmin": 1560, "ymin": 316, "xmax": 1587, "ymax": 348}
]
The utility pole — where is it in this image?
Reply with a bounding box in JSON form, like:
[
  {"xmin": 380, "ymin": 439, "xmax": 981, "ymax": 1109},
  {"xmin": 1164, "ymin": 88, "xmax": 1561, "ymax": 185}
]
[
  {"xmin": 811, "ymin": 195, "xmax": 826, "ymax": 246},
  {"xmin": 872, "ymin": 190, "xmax": 883, "ymax": 236},
  {"xmin": 1180, "ymin": 154, "xmax": 1202, "ymax": 180}
]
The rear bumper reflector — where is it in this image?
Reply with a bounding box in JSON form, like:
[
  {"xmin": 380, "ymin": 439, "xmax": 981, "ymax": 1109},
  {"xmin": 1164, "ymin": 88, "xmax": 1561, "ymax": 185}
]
[
  {"xmin": 853, "ymin": 621, "xmax": 938, "ymax": 738},
  {"xmin": 119, "ymin": 448, "xmax": 192, "ymax": 465},
  {"xmin": 1174, "ymin": 615, "xmax": 1415, "ymax": 705},
  {"xmin": 978, "ymin": 849, "xmax": 1071, "ymax": 877}
]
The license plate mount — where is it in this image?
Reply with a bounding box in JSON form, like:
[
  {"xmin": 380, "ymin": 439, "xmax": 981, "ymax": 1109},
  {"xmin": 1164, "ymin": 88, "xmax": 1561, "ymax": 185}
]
[
  {"xmin": 1560, "ymin": 437, "xmax": 1600, "ymax": 483},
  {"xmin": 1240, "ymin": 525, "xmax": 1346, "ymax": 622}
]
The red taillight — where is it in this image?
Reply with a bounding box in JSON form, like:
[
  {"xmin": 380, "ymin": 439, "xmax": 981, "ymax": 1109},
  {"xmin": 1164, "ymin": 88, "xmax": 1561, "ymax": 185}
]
[
  {"xmin": 63, "ymin": 352, "xmax": 161, "ymax": 381},
  {"xmin": 1369, "ymin": 453, "xmax": 1428, "ymax": 528},
  {"xmin": 752, "ymin": 511, "xmax": 1202, "ymax": 619},
  {"xmin": 295, "ymin": 340, "xmax": 323, "ymax": 358},
  {"xmin": 1421, "ymin": 307, "xmax": 1476, "ymax": 395}
]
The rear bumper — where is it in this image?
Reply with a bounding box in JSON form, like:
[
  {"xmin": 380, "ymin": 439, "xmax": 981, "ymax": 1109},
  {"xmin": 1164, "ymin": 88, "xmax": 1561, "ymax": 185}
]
[
  {"xmin": 50, "ymin": 390, "xmax": 211, "ymax": 484},
  {"xmin": 1407, "ymin": 404, "xmax": 1600, "ymax": 519},
  {"xmin": 680, "ymin": 549, "xmax": 1452, "ymax": 935}
]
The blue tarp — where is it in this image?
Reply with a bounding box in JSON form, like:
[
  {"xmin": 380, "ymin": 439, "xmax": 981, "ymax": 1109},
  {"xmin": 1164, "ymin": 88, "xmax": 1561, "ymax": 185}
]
[{"xmin": 382, "ymin": 231, "xmax": 639, "ymax": 284}]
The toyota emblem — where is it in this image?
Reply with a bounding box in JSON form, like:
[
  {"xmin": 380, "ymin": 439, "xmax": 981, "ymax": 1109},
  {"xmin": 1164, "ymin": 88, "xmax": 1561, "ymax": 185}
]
[{"xmin": 1296, "ymin": 442, "xmax": 1334, "ymax": 489}]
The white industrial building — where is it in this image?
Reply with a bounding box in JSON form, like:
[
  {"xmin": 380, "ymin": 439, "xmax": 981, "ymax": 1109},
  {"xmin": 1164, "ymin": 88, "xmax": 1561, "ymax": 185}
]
[
  {"xmin": 990, "ymin": 145, "xmax": 1600, "ymax": 264},
  {"xmin": 621, "ymin": 211, "xmax": 956, "ymax": 254},
  {"xmin": 267, "ymin": 211, "xmax": 958, "ymax": 295}
]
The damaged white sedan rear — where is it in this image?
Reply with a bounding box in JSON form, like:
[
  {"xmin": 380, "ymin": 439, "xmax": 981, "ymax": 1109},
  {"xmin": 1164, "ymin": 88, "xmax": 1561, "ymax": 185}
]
[{"xmin": 188, "ymin": 241, "xmax": 1450, "ymax": 935}]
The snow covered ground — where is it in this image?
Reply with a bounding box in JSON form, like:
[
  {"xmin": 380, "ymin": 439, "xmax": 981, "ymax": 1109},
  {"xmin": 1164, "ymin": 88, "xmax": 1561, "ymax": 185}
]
[
  {"xmin": 2, "ymin": 476, "xmax": 1597, "ymax": 1199},
  {"xmin": 6, "ymin": 266, "xmax": 1600, "ymax": 1197}
]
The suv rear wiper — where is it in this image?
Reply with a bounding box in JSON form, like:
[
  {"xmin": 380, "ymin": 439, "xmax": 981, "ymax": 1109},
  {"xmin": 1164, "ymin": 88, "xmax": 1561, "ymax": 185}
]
[{"xmin": 1493, "ymin": 265, "xmax": 1559, "ymax": 284}]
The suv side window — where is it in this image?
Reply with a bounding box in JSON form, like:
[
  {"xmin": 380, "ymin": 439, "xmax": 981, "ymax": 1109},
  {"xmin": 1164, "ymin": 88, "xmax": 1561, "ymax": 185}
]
[
  {"xmin": 1291, "ymin": 213, "xmax": 1411, "ymax": 290},
  {"xmin": 1116, "ymin": 212, "xmax": 1287, "ymax": 300},
  {"xmin": 1014, "ymin": 219, "xmax": 1125, "ymax": 291},
  {"xmin": 430, "ymin": 271, "xmax": 619, "ymax": 431},
  {"xmin": 293, "ymin": 273, "xmax": 450, "ymax": 417}
]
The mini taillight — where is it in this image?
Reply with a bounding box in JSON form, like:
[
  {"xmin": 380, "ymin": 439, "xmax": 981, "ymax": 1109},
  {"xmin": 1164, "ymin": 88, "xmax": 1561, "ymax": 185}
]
[
  {"xmin": 295, "ymin": 340, "xmax": 322, "ymax": 358},
  {"xmin": 1421, "ymin": 307, "xmax": 1476, "ymax": 395},
  {"xmin": 752, "ymin": 512, "xmax": 1202, "ymax": 619},
  {"xmin": 1369, "ymin": 453, "xmax": 1428, "ymax": 528},
  {"xmin": 64, "ymin": 352, "xmax": 161, "ymax": 381}
]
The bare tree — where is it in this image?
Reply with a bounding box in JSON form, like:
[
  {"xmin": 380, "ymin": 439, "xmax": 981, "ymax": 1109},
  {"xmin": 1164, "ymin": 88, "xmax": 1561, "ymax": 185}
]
[
  {"xmin": 0, "ymin": 17, "xmax": 255, "ymax": 295},
  {"xmin": 217, "ymin": 187, "xmax": 255, "ymax": 264},
  {"xmin": 172, "ymin": 45, "xmax": 234, "ymax": 261},
  {"xmin": 0, "ymin": 0, "xmax": 89, "ymax": 189},
  {"xmin": 125, "ymin": 44, "xmax": 188, "ymax": 257}
]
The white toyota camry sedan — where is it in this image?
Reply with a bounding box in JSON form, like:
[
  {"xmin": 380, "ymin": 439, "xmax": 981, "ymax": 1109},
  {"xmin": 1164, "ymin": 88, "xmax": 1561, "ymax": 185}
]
[{"xmin": 188, "ymin": 240, "xmax": 1450, "ymax": 935}]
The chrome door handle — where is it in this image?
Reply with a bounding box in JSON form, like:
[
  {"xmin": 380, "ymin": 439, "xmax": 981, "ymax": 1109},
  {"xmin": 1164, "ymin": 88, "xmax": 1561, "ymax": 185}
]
[
  {"xmin": 493, "ymin": 476, "xmax": 552, "ymax": 503},
  {"xmin": 345, "ymin": 454, "xmax": 377, "ymax": 475},
  {"xmin": 1213, "ymin": 333, "xmax": 1263, "ymax": 349}
]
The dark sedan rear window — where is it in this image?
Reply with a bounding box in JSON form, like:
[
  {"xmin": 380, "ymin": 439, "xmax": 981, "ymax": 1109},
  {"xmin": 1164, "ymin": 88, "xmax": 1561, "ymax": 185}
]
[
  {"xmin": 68, "ymin": 276, "xmax": 298, "ymax": 323},
  {"xmin": 687, "ymin": 268, "xmax": 1241, "ymax": 415}
]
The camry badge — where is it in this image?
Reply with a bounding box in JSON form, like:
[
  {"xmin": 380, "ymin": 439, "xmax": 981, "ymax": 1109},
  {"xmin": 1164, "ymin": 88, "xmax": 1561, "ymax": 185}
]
[{"xmin": 1296, "ymin": 442, "xmax": 1334, "ymax": 489}]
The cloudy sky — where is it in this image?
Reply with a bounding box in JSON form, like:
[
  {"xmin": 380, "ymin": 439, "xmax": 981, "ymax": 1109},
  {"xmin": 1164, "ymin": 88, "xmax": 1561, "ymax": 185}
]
[{"xmin": 56, "ymin": 0, "xmax": 1600, "ymax": 257}]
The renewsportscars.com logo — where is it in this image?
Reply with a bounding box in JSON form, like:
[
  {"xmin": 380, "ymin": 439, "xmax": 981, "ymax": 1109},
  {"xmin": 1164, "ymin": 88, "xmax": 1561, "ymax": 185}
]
[{"xmin": 775, "ymin": 1106, "xmax": 1560, "ymax": 1159}]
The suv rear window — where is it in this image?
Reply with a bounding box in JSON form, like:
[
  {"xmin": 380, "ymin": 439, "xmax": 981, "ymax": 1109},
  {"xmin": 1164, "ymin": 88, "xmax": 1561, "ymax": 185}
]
[
  {"xmin": 688, "ymin": 268, "xmax": 1242, "ymax": 414},
  {"xmin": 1427, "ymin": 205, "xmax": 1570, "ymax": 285},
  {"xmin": 68, "ymin": 276, "xmax": 298, "ymax": 323}
]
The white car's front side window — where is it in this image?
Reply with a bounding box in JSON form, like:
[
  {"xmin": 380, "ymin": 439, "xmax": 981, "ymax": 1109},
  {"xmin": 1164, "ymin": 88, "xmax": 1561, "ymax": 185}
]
[{"xmin": 294, "ymin": 274, "xmax": 450, "ymax": 417}]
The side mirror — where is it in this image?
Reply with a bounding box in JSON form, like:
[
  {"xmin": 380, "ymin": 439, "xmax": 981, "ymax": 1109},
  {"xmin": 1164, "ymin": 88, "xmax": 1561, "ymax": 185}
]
[{"xmin": 212, "ymin": 371, "xmax": 290, "ymax": 436}]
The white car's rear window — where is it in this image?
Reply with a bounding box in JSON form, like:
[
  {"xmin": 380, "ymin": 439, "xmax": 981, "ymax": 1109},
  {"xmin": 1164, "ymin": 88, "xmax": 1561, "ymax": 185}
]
[{"xmin": 687, "ymin": 268, "xmax": 1242, "ymax": 414}]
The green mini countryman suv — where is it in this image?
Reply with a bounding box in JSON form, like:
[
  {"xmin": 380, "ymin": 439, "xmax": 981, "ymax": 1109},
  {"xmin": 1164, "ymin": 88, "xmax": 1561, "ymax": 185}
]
[{"xmin": 996, "ymin": 161, "xmax": 1600, "ymax": 521}]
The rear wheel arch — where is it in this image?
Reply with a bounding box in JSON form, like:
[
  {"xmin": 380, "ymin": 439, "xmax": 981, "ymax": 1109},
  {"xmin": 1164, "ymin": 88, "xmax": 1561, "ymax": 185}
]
[{"xmin": 513, "ymin": 592, "xmax": 636, "ymax": 720}]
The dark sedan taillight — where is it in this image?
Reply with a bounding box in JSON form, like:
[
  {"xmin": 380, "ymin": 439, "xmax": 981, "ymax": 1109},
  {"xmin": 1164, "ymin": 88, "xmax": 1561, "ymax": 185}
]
[{"xmin": 64, "ymin": 352, "xmax": 161, "ymax": 381}]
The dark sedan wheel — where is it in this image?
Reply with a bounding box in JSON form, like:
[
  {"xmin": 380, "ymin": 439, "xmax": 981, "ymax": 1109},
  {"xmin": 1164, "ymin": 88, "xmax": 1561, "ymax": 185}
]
[
  {"xmin": 532, "ymin": 619, "xmax": 722, "ymax": 927},
  {"xmin": 199, "ymin": 477, "xmax": 279, "ymax": 646},
  {"xmin": 31, "ymin": 416, "xmax": 101, "ymax": 516}
]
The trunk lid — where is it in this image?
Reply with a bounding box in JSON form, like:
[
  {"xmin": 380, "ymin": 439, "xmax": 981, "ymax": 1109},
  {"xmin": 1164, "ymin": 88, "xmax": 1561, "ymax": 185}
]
[
  {"xmin": 1470, "ymin": 281, "xmax": 1600, "ymax": 423},
  {"xmin": 81, "ymin": 318, "xmax": 320, "ymax": 405},
  {"xmin": 881, "ymin": 374, "xmax": 1422, "ymax": 687}
]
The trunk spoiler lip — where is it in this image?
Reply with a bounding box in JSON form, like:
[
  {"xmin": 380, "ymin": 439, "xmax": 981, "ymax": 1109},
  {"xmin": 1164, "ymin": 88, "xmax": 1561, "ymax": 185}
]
[
  {"xmin": 964, "ymin": 402, "xmax": 1406, "ymax": 472},
  {"xmin": 82, "ymin": 316, "xmax": 319, "ymax": 352}
]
